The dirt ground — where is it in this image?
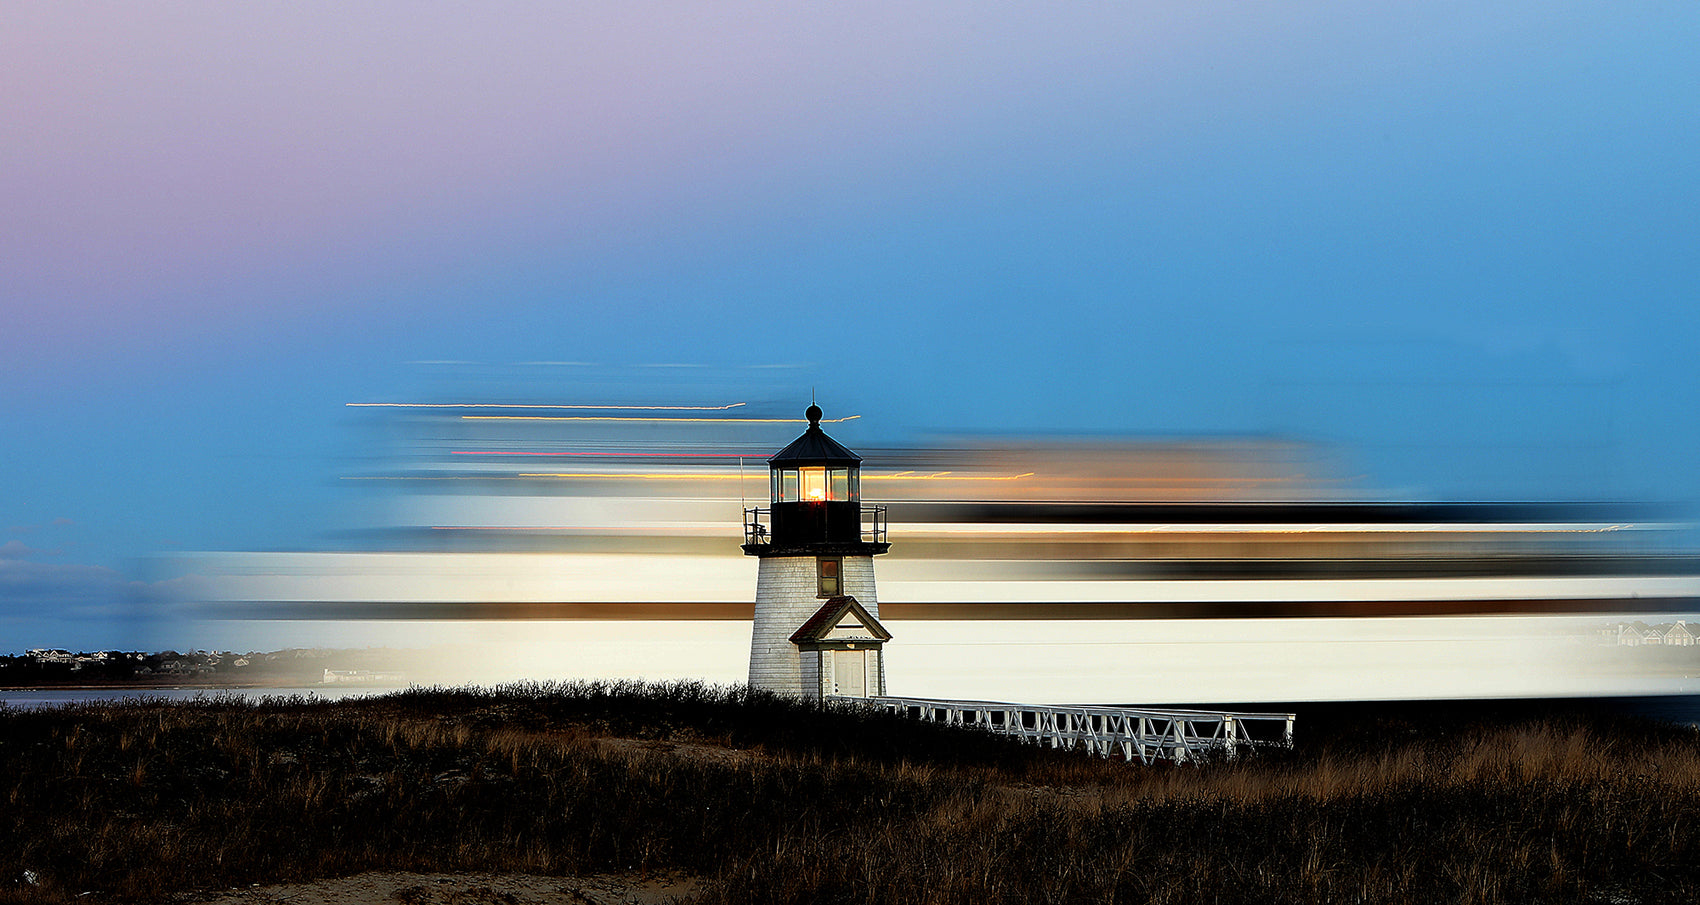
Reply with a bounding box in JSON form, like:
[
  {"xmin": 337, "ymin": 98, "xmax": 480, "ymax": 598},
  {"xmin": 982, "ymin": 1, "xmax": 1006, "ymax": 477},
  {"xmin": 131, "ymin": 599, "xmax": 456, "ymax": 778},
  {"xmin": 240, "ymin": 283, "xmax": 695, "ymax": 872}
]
[{"xmin": 181, "ymin": 871, "xmax": 702, "ymax": 905}]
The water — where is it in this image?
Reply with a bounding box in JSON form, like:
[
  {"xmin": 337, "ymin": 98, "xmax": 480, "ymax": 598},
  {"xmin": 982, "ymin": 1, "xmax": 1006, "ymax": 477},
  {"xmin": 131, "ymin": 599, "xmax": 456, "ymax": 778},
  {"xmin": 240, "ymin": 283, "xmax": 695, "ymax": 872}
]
[
  {"xmin": 0, "ymin": 685, "xmax": 402, "ymax": 710},
  {"xmin": 1616, "ymin": 695, "xmax": 1700, "ymax": 728}
]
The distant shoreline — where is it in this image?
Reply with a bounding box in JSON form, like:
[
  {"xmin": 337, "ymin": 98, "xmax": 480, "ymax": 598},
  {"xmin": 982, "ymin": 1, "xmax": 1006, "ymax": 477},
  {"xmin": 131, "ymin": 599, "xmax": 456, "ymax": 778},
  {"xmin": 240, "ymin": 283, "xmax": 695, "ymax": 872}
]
[
  {"xmin": 1, "ymin": 648, "xmax": 417, "ymax": 694},
  {"xmin": 0, "ymin": 679, "xmax": 408, "ymax": 691},
  {"xmin": 0, "ymin": 681, "xmax": 302, "ymax": 691}
]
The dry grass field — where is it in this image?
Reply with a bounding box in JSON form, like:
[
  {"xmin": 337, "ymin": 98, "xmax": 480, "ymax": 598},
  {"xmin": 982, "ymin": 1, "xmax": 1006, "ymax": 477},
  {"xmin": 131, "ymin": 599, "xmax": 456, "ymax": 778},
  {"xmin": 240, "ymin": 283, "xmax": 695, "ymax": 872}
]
[{"xmin": 2, "ymin": 683, "xmax": 1698, "ymax": 904}]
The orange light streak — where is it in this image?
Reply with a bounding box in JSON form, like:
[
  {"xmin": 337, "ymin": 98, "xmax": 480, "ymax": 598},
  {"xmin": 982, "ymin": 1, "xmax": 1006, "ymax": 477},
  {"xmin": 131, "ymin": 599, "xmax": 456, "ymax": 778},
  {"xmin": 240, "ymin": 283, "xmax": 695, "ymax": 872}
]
[{"xmin": 863, "ymin": 472, "xmax": 1037, "ymax": 481}]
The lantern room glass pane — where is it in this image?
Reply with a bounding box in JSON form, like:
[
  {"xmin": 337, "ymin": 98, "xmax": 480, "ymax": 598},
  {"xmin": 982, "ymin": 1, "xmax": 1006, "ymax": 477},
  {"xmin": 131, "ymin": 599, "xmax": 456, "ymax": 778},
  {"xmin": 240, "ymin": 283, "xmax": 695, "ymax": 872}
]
[
  {"xmin": 801, "ymin": 466, "xmax": 827, "ymax": 501},
  {"xmin": 773, "ymin": 466, "xmax": 860, "ymax": 502}
]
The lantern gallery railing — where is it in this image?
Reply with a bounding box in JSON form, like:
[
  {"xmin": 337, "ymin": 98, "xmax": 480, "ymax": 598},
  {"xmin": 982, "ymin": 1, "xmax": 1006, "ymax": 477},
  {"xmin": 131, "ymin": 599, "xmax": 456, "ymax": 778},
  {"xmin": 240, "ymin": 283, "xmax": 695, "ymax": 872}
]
[
  {"xmin": 744, "ymin": 506, "xmax": 888, "ymax": 546},
  {"xmin": 849, "ymin": 695, "xmax": 1295, "ymax": 764}
]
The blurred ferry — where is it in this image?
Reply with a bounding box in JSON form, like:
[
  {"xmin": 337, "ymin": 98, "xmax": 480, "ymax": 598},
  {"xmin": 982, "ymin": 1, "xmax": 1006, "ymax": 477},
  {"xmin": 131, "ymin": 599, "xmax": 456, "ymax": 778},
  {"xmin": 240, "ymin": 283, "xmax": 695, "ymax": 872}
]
[{"xmin": 174, "ymin": 400, "xmax": 1700, "ymax": 703}]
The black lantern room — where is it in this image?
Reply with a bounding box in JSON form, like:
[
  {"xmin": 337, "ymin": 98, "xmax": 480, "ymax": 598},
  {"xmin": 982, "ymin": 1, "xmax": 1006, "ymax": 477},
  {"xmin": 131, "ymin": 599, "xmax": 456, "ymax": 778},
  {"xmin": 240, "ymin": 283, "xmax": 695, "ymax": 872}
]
[{"xmin": 743, "ymin": 405, "xmax": 889, "ymax": 556}]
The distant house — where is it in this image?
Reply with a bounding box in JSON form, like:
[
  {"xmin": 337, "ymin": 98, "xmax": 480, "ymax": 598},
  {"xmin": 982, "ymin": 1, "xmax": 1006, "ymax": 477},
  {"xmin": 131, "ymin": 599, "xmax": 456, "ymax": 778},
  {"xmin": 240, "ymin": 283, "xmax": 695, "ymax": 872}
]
[
  {"xmin": 1610, "ymin": 620, "xmax": 1698, "ymax": 647},
  {"xmin": 1616, "ymin": 622, "xmax": 1653, "ymax": 646},
  {"xmin": 321, "ymin": 668, "xmax": 406, "ymax": 685}
]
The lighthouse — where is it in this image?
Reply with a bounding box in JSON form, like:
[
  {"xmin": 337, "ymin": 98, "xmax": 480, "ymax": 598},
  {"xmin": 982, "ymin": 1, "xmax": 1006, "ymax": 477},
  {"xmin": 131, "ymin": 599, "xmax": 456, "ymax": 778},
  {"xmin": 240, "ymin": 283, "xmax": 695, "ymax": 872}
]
[{"xmin": 743, "ymin": 404, "xmax": 891, "ymax": 699}]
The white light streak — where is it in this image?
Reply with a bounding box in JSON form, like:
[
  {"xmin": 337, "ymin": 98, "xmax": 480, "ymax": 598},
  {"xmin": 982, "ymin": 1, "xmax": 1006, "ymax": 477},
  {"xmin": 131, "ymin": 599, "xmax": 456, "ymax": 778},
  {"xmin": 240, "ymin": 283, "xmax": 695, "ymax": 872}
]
[{"xmin": 346, "ymin": 402, "xmax": 749, "ymax": 410}]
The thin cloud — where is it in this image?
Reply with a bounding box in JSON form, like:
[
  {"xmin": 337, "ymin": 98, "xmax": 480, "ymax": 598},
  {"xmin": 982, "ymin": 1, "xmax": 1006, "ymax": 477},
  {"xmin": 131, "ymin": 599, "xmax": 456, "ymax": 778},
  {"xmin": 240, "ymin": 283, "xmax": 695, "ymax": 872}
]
[
  {"xmin": 0, "ymin": 559, "xmax": 126, "ymax": 606},
  {"xmin": 7, "ymin": 518, "xmax": 78, "ymax": 534},
  {"xmin": 0, "ymin": 560, "xmax": 186, "ymax": 650}
]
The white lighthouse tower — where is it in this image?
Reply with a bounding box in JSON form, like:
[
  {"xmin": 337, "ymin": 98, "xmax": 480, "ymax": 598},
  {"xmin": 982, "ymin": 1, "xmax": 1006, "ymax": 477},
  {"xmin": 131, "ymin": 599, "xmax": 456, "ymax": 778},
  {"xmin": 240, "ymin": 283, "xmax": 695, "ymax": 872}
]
[{"xmin": 743, "ymin": 404, "xmax": 891, "ymax": 699}]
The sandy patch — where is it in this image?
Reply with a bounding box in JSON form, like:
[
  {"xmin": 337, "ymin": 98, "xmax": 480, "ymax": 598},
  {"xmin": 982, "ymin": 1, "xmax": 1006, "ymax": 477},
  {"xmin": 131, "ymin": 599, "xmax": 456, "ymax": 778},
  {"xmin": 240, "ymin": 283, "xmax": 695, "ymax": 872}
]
[{"xmin": 182, "ymin": 871, "xmax": 701, "ymax": 905}]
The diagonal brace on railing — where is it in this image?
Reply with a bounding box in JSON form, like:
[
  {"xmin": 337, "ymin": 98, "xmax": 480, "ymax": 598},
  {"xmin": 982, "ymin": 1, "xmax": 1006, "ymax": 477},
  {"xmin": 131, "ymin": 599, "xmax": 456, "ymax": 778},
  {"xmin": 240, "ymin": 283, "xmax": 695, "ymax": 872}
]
[{"xmin": 843, "ymin": 695, "xmax": 1295, "ymax": 764}]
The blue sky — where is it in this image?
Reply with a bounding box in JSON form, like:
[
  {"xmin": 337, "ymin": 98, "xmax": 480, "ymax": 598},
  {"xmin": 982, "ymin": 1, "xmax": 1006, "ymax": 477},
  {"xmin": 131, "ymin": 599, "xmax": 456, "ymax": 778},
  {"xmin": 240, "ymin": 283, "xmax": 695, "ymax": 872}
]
[{"xmin": 3, "ymin": 2, "xmax": 1698, "ymax": 650}]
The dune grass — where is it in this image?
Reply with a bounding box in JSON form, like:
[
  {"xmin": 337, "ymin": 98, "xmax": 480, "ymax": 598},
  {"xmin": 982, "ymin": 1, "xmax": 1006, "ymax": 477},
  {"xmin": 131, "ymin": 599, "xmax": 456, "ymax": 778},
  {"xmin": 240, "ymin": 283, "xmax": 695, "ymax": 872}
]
[{"xmin": 2, "ymin": 683, "xmax": 1698, "ymax": 904}]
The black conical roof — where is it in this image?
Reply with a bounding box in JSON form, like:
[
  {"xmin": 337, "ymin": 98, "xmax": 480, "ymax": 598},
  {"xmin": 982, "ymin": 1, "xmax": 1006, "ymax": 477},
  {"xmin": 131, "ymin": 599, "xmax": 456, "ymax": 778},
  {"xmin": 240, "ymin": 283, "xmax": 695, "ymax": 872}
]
[{"xmin": 768, "ymin": 404, "xmax": 861, "ymax": 466}]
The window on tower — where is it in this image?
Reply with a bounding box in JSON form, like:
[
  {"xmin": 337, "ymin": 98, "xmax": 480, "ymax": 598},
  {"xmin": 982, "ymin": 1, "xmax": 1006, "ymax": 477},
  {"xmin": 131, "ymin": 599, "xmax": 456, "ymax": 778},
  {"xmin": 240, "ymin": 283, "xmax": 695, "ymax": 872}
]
[{"xmin": 817, "ymin": 557, "xmax": 842, "ymax": 597}]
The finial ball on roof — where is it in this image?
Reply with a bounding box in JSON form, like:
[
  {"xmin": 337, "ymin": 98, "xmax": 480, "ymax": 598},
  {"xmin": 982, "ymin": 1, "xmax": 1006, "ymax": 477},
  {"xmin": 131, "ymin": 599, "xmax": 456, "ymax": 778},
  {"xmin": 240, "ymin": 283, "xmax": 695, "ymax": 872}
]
[{"xmin": 806, "ymin": 404, "xmax": 822, "ymax": 427}]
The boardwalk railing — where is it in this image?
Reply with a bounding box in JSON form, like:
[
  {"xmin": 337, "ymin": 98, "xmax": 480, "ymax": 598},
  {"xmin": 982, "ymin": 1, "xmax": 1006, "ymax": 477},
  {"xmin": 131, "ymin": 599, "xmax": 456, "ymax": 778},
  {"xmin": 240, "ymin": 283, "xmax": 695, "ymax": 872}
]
[{"xmin": 844, "ymin": 695, "xmax": 1295, "ymax": 764}]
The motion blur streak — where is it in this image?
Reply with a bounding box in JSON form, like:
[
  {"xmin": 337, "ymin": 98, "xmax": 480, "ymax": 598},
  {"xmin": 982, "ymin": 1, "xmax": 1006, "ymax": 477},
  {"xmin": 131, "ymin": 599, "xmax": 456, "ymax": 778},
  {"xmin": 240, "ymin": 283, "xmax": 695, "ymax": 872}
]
[
  {"xmin": 164, "ymin": 399, "xmax": 1700, "ymax": 704},
  {"xmin": 347, "ymin": 402, "xmax": 749, "ymax": 410},
  {"xmin": 462, "ymin": 415, "xmax": 860, "ymax": 423}
]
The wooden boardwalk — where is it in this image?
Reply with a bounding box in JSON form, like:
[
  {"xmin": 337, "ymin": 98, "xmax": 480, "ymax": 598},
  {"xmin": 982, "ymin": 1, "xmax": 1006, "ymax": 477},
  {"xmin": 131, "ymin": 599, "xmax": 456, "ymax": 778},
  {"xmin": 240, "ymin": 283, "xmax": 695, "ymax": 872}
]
[{"xmin": 847, "ymin": 695, "xmax": 1295, "ymax": 764}]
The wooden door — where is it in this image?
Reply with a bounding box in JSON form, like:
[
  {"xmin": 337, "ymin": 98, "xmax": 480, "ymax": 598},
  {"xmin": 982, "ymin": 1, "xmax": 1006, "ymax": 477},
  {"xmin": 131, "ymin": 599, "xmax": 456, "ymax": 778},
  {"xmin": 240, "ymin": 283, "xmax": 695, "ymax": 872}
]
[{"xmin": 831, "ymin": 649, "xmax": 866, "ymax": 697}]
